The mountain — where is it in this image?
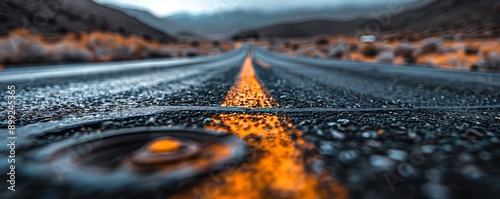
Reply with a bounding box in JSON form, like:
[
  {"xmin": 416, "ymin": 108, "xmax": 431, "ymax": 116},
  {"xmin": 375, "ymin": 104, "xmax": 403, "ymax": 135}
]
[
  {"xmin": 101, "ymin": 1, "xmax": 426, "ymax": 39},
  {"xmin": 101, "ymin": 4, "xmax": 190, "ymax": 38},
  {"xmin": 159, "ymin": 1, "xmax": 439, "ymax": 39},
  {"xmin": 160, "ymin": 7, "xmax": 388, "ymax": 39},
  {"xmin": 232, "ymin": 0, "xmax": 500, "ymax": 38},
  {"xmin": 0, "ymin": 0, "xmax": 175, "ymax": 42}
]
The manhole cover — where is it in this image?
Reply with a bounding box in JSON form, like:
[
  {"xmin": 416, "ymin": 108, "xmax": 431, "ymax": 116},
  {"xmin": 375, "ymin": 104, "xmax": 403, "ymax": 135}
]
[{"xmin": 23, "ymin": 127, "xmax": 248, "ymax": 198}]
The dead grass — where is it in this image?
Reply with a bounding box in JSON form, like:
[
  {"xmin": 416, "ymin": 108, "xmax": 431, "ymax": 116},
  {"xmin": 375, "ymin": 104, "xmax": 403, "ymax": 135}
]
[
  {"xmin": 0, "ymin": 28, "xmax": 233, "ymax": 65},
  {"xmin": 262, "ymin": 34, "xmax": 500, "ymax": 71}
]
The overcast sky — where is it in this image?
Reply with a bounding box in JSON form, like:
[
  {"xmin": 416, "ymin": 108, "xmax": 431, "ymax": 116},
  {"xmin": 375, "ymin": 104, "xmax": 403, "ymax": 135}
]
[{"xmin": 95, "ymin": 0, "xmax": 412, "ymax": 17}]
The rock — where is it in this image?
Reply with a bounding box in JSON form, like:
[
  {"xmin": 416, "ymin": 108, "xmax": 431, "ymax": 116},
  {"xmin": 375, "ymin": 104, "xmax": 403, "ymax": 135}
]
[
  {"xmin": 339, "ymin": 149, "xmax": 359, "ymax": 163},
  {"xmin": 330, "ymin": 129, "xmax": 345, "ymax": 140},
  {"xmin": 422, "ymin": 183, "xmax": 451, "ymax": 199},
  {"xmin": 460, "ymin": 164, "xmax": 483, "ymax": 180},
  {"xmin": 425, "ymin": 169, "xmax": 443, "ymax": 183},
  {"xmin": 458, "ymin": 153, "xmax": 475, "ymax": 163},
  {"xmin": 420, "ymin": 145, "xmax": 435, "ymax": 154},
  {"xmin": 316, "ymin": 129, "xmax": 325, "ymax": 137},
  {"xmin": 361, "ymin": 131, "xmax": 378, "ymax": 139},
  {"xmin": 387, "ymin": 149, "xmax": 408, "ymax": 161},
  {"xmin": 319, "ymin": 141, "xmax": 336, "ymax": 156},
  {"xmin": 398, "ymin": 163, "xmax": 417, "ymax": 177},
  {"xmin": 479, "ymin": 151, "xmax": 492, "ymax": 161},
  {"xmin": 369, "ymin": 155, "xmax": 395, "ymax": 168},
  {"xmin": 336, "ymin": 119, "xmax": 350, "ymax": 124},
  {"xmin": 466, "ymin": 128, "xmax": 484, "ymax": 138}
]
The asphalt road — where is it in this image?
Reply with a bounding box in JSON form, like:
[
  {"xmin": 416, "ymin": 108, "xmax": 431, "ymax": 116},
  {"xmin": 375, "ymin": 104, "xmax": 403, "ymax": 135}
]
[{"xmin": 1, "ymin": 45, "xmax": 499, "ymax": 199}]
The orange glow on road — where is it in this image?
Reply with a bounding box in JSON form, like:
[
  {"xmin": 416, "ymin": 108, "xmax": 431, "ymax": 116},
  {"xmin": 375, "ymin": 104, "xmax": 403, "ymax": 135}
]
[
  {"xmin": 172, "ymin": 55, "xmax": 348, "ymax": 199},
  {"xmin": 148, "ymin": 137, "xmax": 182, "ymax": 153}
]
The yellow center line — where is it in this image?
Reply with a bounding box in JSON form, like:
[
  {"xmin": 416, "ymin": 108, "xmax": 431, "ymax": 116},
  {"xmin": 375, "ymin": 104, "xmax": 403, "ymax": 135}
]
[
  {"xmin": 172, "ymin": 54, "xmax": 348, "ymax": 199},
  {"xmin": 221, "ymin": 56, "xmax": 278, "ymax": 108}
]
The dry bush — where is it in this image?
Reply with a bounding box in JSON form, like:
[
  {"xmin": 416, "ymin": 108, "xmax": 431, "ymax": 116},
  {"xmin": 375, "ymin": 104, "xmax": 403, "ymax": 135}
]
[
  {"xmin": 376, "ymin": 50, "xmax": 395, "ymax": 63},
  {"xmin": 395, "ymin": 42, "xmax": 416, "ymax": 64},
  {"xmin": 0, "ymin": 34, "xmax": 50, "ymax": 64},
  {"xmin": 291, "ymin": 43, "xmax": 300, "ymax": 51},
  {"xmin": 464, "ymin": 45, "xmax": 479, "ymax": 55},
  {"xmin": 184, "ymin": 48, "xmax": 199, "ymax": 57},
  {"xmin": 420, "ymin": 37, "xmax": 443, "ymax": 54},
  {"xmin": 361, "ymin": 44, "xmax": 380, "ymax": 57},
  {"xmin": 0, "ymin": 28, "xmax": 186, "ymax": 65},
  {"xmin": 328, "ymin": 40, "xmax": 348, "ymax": 59},
  {"xmin": 476, "ymin": 51, "xmax": 500, "ymax": 70},
  {"xmin": 212, "ymin": 40, "xmax": 221, "ymax": 48},
  {"xmin": 49, "ymin": 43, "xmax": 93, "ymax": 62},
  {"xmin": 315, "ymin": 35, "xmax": 330, "ymax": 46}
]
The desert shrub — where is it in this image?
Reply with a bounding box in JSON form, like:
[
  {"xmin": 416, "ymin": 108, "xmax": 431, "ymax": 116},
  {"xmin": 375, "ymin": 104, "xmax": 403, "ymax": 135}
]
[
  {"xmin": 21, "ymin": 40, "xmax": 50, "ymax": 63},
  {"xmin": 328, "ymin": 40, "xmax": 348, "ymax": 59},
  {"xmin": 420, "ymin": 37, "xmax": 443, "ymax": 54},
  {"xmin": 291, "ymin": 43, "xmax": 300, "ymax": 51},
  {"xmin": 464, "ymin": 45, "xmax": 479, "ymax": 55},
  {"xmin": 476, "ymin": 51, "xmax": 500, "ymax": 70},
  {"xmin": 295, "ymin": 50, "xmax": 306, "ymax": 57},
  {"xmin": 0, "ymin": 35, "xmax": 27, "ymax": 63},
  {"xmin": 212, "ymin": 40, "xmax": 221, "ymax": 47},
  {"xmin": 0, "ymin": 28, "xmax": 214, "ymax": 64},
  {"xmin": 395, "ymin": 42, "xmax": 416, "ymax": 64},
  {"xmin": 376, "ymin": 50, "xmax": 395, "ymax": 63},
  {"xmin": 315, "ymin": 35, "xmax": 330, "ymax": 46},
  {"xmin": 308, "ymin": 50, "xmax": 324, "ymax": 58},
  {"xmin": 50, "ymin": 43, "xmax": 93, "ymax": 62},
  {"xmin": 140, "ymin": 46, "xmax": 165, "ymax": 59},
  {"xmin": 0, "ymin": 34, "xmax": 51, "ymax": 64},
  {"xmin": 361, "ymin": 44, "xmax": 379, "ymax": 57},
  {"xmin": 348, "ymin": 43, "xmax": 359, "ymax": 52},
  {"xmin": 283, "ymin": 41, "xmax": 292, "ymax": 48},
  {"xmin": 111, "ymin": 43, "xmax": 137, "ymax": 60},
  {"xmin": 190, "ymin": 40, "xmax": 201, "ymax": 48},
  {"xmin": 184, "ymin": 49, "xmax": 199, "ymax": 57}
]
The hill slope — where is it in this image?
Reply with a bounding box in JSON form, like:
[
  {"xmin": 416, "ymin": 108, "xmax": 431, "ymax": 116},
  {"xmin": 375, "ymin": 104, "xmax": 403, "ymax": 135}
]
[
  {"xmin": 233, "ymin": 0, "xmax": 500, "ymax": 39},
  {"xmin": 0, "ymin": 0, "xmax": 175, "ymax": 42}
]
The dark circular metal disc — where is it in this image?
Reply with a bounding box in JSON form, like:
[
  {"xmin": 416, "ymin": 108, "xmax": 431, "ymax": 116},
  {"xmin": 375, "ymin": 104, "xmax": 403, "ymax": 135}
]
[{"xmin": 24, "ymin": 127, "xmax": 248, "ymax": 198}]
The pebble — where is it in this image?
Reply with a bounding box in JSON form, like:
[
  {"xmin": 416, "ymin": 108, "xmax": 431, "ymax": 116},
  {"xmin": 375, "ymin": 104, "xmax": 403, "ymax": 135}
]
[
  {"xmin": 337, "ymin": 119, "xmax": 350, "ymax": 124},
  {"xmin": 387, "ymin": 149, "xmax": 408, "ymax": 161},
  {"xmin": 319, "ymin": 141, "xmax": 336, "ymax": 155},
  {"xmin": 361, "ymin": 131, "xmax": 378, "ymax": 139},
  {"xmin": 369, "ymin": 155, "xmax": 395, "ymax": 168},
  {"xmin": 458, "ymin": 153, "xmax": 475, "ymax": 163},
  {"xmin": 479, "ymin": 151, "xmax": 492, "ymax": 161},
  {"xmin": 398, "ymin": 163, "xmax": 417, "ymax": 177},
  {"xmin": 425, "ymin": 169, "xmax": 443, "ymax": 183},
  {"xmin": 329, "ymin": 129, "xmax": 345, "ymax": 140},
  {"xmin": 420, "ymin": 145, "xmax": 435, "ymax": 154},
  {"xmin": 339, "ymin": 149, "xmax": 359, "ymax": 163},
  {"xmin": 460, "ymin": 164, "xmax": 483, "ymax": 180},
  {"xmin": 422, "ymin": 183, "xmax": 451, "ymax": 199}
]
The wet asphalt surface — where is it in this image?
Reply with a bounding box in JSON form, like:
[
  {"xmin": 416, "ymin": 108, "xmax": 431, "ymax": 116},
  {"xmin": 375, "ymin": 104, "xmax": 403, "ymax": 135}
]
[{"xmin": 1, "ymin": 46, "xmax": 500, "ymax": 199}]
